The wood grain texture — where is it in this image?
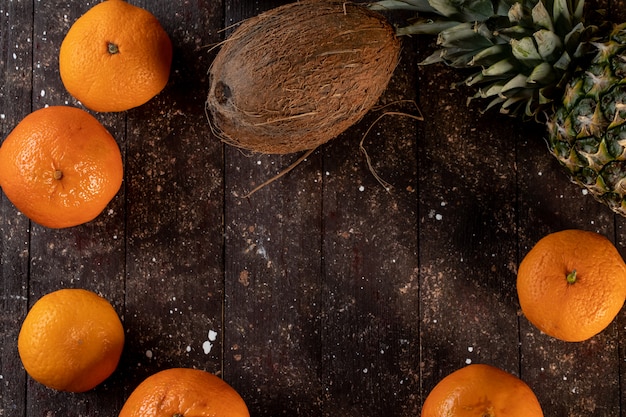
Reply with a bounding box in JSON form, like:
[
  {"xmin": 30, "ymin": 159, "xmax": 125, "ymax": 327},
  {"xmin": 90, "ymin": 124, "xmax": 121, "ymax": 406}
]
[
  {"xmin": 0, "ymin": 2, "xmax": 33, "ymax": 417},
  {"xmin": 1, "ymin": 0, "xmax": 626, "ymax": 416}
]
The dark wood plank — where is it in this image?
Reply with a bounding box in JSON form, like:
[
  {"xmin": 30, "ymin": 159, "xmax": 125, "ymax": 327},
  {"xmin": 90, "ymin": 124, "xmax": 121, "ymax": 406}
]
[
  {"xmin": 223, "ymin": 150, "xmax": 325, "ymax": 415},
  {"xmin": 415, "ymin": 55, "xmax": 522, "ymax": 396},
  {"xmin": 221, "ymin": 2, "xmax": 326, "ymax": 414},
  {"xmin": 121, "ymin": 0, "xmax": 225, "ymax": 390},
  {"xmin": 318, "ymin": 35, "xmax": 421, "ymax": 416},
  {"xmin": 0, "ymin": 1, "xmax": 33, "ymax": 416}
]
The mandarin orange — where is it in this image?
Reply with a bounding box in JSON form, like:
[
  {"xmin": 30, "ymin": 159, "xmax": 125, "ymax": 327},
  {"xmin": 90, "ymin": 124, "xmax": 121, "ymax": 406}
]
[
  {"xmin": 421, "ymin": 364, "xmax": 544, "ymax": 417},
  {"xmin": 0, "ymin": 106, "xmax": 123, "ymax": 228},
  {"xmin": 59, "ymin": 0, "xmax": 172, "ymax": 112},
  {"xmin": 18, "ymin": 288, "xmax": 124, "ymax": 393},
  {"xmin": 118, "ymin": 368, "xmax": 250, "ymax": 417},
  {"xmin": 517, "ymin": 229, "xmax": 626, "ymax": 342}
]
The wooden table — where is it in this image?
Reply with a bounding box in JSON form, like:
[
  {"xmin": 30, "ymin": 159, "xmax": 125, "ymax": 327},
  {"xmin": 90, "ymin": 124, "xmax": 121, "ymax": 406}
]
[{"xmin": 2, "ymin": 0, "xmax": 625, "ymax": 416}]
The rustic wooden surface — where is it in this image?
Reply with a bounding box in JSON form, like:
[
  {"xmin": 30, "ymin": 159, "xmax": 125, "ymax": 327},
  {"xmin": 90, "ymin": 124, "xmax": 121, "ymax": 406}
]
[{"xmin": 1, "ymin": 0, "xmax": 626, "ymax": 416}]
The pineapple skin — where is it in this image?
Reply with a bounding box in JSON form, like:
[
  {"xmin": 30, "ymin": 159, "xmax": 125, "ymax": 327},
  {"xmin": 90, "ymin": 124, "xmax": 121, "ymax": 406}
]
[{"xmin": 547, "ymin": 23, "xmax": 626, "ymax": 216}]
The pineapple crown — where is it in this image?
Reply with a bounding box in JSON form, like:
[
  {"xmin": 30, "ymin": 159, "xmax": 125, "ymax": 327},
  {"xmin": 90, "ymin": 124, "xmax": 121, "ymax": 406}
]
[{"xmin": 371, "ymin": 0, "xmax": 601, "ymax": 117}]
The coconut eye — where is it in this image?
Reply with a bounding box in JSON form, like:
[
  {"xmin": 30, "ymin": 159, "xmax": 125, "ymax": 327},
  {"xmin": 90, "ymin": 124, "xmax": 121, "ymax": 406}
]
[{"xmin": 214, "ymin": 81, "xmax": 231, "ymax": 105}]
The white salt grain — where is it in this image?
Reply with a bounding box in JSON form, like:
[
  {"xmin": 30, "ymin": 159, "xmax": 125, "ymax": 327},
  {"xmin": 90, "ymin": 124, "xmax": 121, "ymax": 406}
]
[{"xmin": 208, "ymin": 330, "xmax": 218, "ymax": 341}]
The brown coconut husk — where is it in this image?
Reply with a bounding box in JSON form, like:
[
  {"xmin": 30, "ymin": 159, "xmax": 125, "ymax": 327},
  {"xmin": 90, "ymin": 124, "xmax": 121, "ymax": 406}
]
[{"xmin": 206, "ymin": 0, "xmax": 401, "ymax": 155}]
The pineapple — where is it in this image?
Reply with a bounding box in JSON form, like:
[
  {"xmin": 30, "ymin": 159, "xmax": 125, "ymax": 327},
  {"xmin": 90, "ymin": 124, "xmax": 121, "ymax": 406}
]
[{"xmin": 371, "ymin": 0, "xmax": 626, "ymax": 216}]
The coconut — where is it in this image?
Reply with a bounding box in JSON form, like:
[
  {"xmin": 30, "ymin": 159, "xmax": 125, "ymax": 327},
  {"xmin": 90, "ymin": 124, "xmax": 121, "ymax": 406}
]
[{"xmin": 206, "ymin": 0, "xmax": 401, "ymax": 154}]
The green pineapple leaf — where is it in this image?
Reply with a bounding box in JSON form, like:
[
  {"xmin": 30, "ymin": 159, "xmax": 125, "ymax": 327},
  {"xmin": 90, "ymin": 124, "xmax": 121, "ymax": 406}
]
[
  {"xmin": 511, "ymin": 37, "xmax": 544, "ymax": 67},
  {"xmin": 470, "ymin": 44, "xmax": 510, "ymax": 66},
  {"xmin": 482, "ymin": 58, "xmax": 518, "ymax": 76},
  {"xmin": 428, "ymin": 0, "xmax": 494, "ymax": 20},
  {"xmin": 397, "ymin": 20, "xmax": 462, "ymax": 36},
  {"xmin": 531, "ymin": 1, "xmax": 554, "ymax": 31},
  {"xmin": 369, "ymin": 0, "xmax": 437, "ymax": 12},
  {"xmin": 527, "ymin": 61, "xmax": 557, "ymax": 84},
  {"xmin": 535, "ymin": 29, "xmax": 564, "ymax": 61}
]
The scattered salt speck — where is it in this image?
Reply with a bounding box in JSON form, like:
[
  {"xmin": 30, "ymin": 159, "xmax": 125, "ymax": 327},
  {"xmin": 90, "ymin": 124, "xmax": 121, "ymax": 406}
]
[
  {"xmin": 186, "ymin": 345, "xmax": 192, "ymax": 352},
  {"xmin": 435, "ymin": 213, "xmax": 443, "ymax": 220},
  {"xmin": 0, "ymin": 114, "xmax": 5, "ymax": 119},
  {"xmin": 12, "ymin": 52, "xmax": 16, "ymax": 59},
  {"xmin": 465, "ymin": 358, "xmax": 472, "ymax": 364},
  {"xmin": 467, "ymin": 346, "xmax": 473, "ymax": 352},
  {"xmin": 563, "ymin": 376, "xmax": 567, "ymax": 380},
  {"xmin": 257, "ymin": 160, "xmax": 262, "ymax": 165},
  {"xmin": 538, "ymin": 171, "xmax": 543, "ymax": 176},
  {"xmin": 208, "ymin": 330, "xmax": 218, "ymax": 341},
  {"xmin": 358, "ymin": 185, "xmax": 365, "ymax": 192},
  {"xmin": 145, "ymin": 350, "xmax": 153, "ymax": 359},
  {"xmin": 441, "ymin": 201, "xmax": 447, "ymax": 206},
  {"xmin": 582, "ymin": 189, "xmax": 588, "ymax": 195},
  {"xmin": 325, "ymin": 171, "xmax": 330, "ymax": 176},
  {"xmin": 202, "ymin": 330, "xmax": 218, "ymax": 354},
  {"xmin": 40, "ymin": 90, "xmax": 45, "ymax": 97},
  {"xmin": 363, "ymin": 368, "xmax": 368, "ymax": 373},
  {"xmin": 433, "ymin": 319, "xmax": 438, "ymax": 323}
]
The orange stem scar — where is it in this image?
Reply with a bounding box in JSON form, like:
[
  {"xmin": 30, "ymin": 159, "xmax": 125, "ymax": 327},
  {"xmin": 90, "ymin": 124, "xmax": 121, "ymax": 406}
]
[
  {"xmin": 108, "ymin": 42, "xmax": 119, "ymax": 54},
  {"xmin": 566, "ymin": 269, "xmax": 577, "ymax": 284}
]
